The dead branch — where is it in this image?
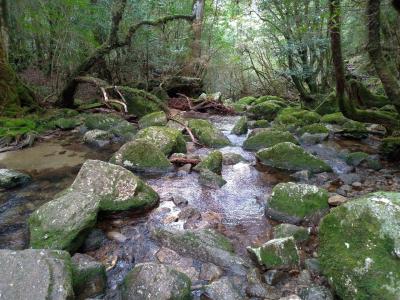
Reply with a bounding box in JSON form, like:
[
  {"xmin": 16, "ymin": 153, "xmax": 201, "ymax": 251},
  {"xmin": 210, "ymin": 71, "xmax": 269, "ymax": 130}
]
[
  {"xmin": 167, "ymin": 116, "xmax": 204, "ymax": 147},
  {"xmin": 169, "ymin": 157, "xmax": 201, "ymax": 165}
]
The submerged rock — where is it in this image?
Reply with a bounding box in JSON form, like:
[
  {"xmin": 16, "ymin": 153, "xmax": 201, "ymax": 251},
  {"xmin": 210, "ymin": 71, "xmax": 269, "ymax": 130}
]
[
  {"xmin": 256, "ymin": 142, "xmax": 332, "ymax": 174},
  {"xmin": 0, "ymin": 249, "xmax": 74, "ymax": 299},
  {"xmin": 247, "ymin": 237, "xmax": 300, "ymax": 270},
  {"xmin": 138, "ymin": 111, "xmax": 168, "ymax": 128},
  {"xmin": 0, "ymin": 169, "xmax": 31, "ymax": 189},
  {"xmin": 136, "ymin": 126, "xmax": 187, "ymax": 156},
  {"xmin": 266, "ymin": 182, "xmax": 329, "ymax": 224},
  {"xmin": 193, "ymin": 151, "xmax": 223, "ymax": 174},
  {"xmin": 319, "ymin": 192, "xmax": 400, "ymax": 299},
  {"xmin": 188, "ymin": 119, "xmax": 230, "ymax": 148},
  {"xmin": 29, "ymin": 160, "xmax": 158, "ymax": 251},
  {"xmin": 151, "ymin": 227, "xmax": 249, "ymax": 275},
  {"xmin": 121, "ymin": 263, "xmax": 191, "ymax": 300},
  {"xmin": 110, "ymin": 139, "xmax": 173, "ymax": 174},
  {"xmin": 231, "ymin": 116, "xmax": 248, "ymax": 135},
  {"xmin": 243, "ymin": 129, "xmax": 298, "ymax": 151}
]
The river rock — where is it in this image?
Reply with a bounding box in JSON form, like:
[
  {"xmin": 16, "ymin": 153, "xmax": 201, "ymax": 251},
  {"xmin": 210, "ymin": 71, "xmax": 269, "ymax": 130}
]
[
  {"xmin": 0, "ymin": 169, "xmax": 31, "ymax": 189},
  {"xmin": 320, "ymin": 112, "xmax": 348, "ymax": 125},
  {"xmin": 328, "ymin": 194, "xmax": 347, "ymax": 206},
  {"xmin": 151, "ymin": 227, "xmax": 249, "ymax": 275},
  {"xmin": 138, "ymin": 111, "xmax": 168, "ymax": 128},
  {"xmin": 231, "ymin": 116, "xmax": 248, "ymax": 135},
  {"xmin": 273, "ymin": 223, "xmax": 310, "ymax": 242},
  {"xmin": 247, "ymin": 101, "xmax": 282, "ymax": 121},
  {"xmin": 204, "ymin": 277, "xmax": 243, "ymax": 300},
  {"xmin": 136, "ymin": 126, "xmax": 187, "ymax": 155},
  {"xmin": 247, "ymin": 237, "xmax": 300, "ymax": 270},
  {"xmin": 83, "ymin": 129, "xmax": 113, "ymax": 148},
  {"xmin": 275, "ymin": 108, "xmax": 321, "ymax": 127},
  {"xmin": 188, "ymin": 119, "xmax": 230, "ymax": 148},
  {"xmin": 256, "ymin": 142, "xmax": 332, "ymax": 174},
  {"xmin": 199, "ymin": 263, "xmax": 223, "ymax": 282},
  {"xmin": 81, "ymin": 228, "xmax": 107, "ymax": 252},
  {"xmin": 110, "ymin": 139, "xmax": 173, "ymax": 174},
  {"xmin": 29, "ymin": 160, "xmax": 158, "ymax": 250},
  {"xmin": 54, "ymin": 117, "xmax": 80, "ymax": 130},
  {"xmin": 0, "ymin": 249, "xmax": 74, "ymax": 299},
  {"xmin": 243, "ymin": 129, "xmax": 298, "ymax": 151},
  {"xmin": 299, "ymin": 285, "xmax": 333, "ymax": 300},
  {"xmin": 266, "ymin": 182, "xmax": 329, "ymax": 224},
  {"xmin": 340, "ymin": 120, "xmax": 369, "ymax": 139},
  {"xmin": 222, "ymin": 153, "xmax": 246, "ymax": 165},
  {"xmin": 71, "ymin": 253, "xmax": 106, "ymax": 299},
  {"xmin": 299, "ymin": 132, "xmax": 329, "ymax": 145},
  {"xmin": 198, "ymin": 170, "xmax": 227, "ymax": 188},
  {"xmin": 121, "ymin": 263, "xmax": 191, "ymax": 300},
  {"xmin": 193, "ymin": 151, "xmax": 223, "ymax": 174},
  {"xmin": 319, "ymin": 192, "xmax": 400, "ymax": 299},
  {"xmin": 345, "ymin": 151, "xmax": 369, "ymax": 166}
]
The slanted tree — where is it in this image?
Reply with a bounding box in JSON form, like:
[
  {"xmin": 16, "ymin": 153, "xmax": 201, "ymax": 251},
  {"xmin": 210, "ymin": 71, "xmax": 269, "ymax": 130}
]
[{"xmin": 59, "ymin": 0, "xmax": 195, "ymax": 108}]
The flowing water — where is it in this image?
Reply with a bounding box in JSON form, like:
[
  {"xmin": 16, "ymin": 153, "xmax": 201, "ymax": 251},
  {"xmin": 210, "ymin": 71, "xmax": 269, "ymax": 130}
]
[{"xmin": 0, "ymin": 114, "xmax": 388, "ymax": 297}]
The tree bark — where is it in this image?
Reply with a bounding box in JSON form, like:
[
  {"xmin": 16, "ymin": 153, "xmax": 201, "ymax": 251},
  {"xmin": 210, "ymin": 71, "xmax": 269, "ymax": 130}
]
[
  {"xmin": 367, "ymin": 0, "xmax": 400, "ymax": 113},
  {"xmin": 191, "ymin": 0, "xmax": 205, "ymax": 60},
  {"xmin": 0, "ymin": 0, "xmax": 9, "ymax": 59},
  {"xmin": 58, "ymin": 0, "xmax": 194, "ymax": 108}
]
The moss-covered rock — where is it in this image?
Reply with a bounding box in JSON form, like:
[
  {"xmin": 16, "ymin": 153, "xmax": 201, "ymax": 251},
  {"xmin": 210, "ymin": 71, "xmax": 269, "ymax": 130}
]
[
  {"xmin": 53, "ymin": 117, "xmax": 80, "ymax": 130},
  {"xmin": 231, "ymin": 116, "xmax": 248, "ymax": 135},
  {"xmin": 29, "ymin": 160, "xmax": 158, "ymax": 250},
  {"xmin": 298, "ymin": 124, "xmax": 329, "ymax": 135},
  {"xmin": 198, "ymin": 170, "xmax": 227, "ymax": 188},
  {"xmin": 345, "ymin": 152, "xmax": 369, "ymax": 166},
  {"xmin": 83, "ymin": 129, "xmax": 113, "ymax": 148},
  {"xmin": 247, "ymin": 101, "xmax": 283, "ymax": 121},
  {"xmin": 273, "ymin": 224, "xmax": 310, "ymax": 242},
  {"xmin": 340, "ymin": 120, "xmax": 369, "ymax": 139},
  {"xmin": 136, "ymin": 126, "xmax": 187, "ymax": 156},
  {"xmin": 110, "ymin": 139, "xmax": 173, "ymax": 174},
  {"xmin": 223, "ymin": 153, "xmax": 246, "ymax": 165},
  {"xmin": 275, "ymin": 108, "xmax": 321, "ymax": 127},
  {"xmin": 236, "ymin": 96, "xmax": 257, "ymax": 106},
  {"xmin": 243, "ymin": 129, "xmax": 298, "ymax": 151},
  {"xmin": 256, "ymin": 142, "xmax": 332, "ymax": 173},
  {"xmin": 380, "ymin": 137, "xmax": 400, "ymax": 160},
  {"xmin": 247, "ymin": 237, "xmax": 300, "ymax": 270},
  {"xmin": 188, "ymin": 119, "xmax": 230, "ymax": 148},
  {"xmin": 266, "ymin": 182, "xmax": 329, "ymax": 224},
  {"xmin": 193, "ymin": 151, "xmax": 223, "ymax": 174},
  {"xmin": 320, "ymin": 112, "xmax": 349, "ymax": 125},
  {"xmin": 249, "ymin": 120, "xmax": 270, "ymax": 129},
  {"xmin": 0, "ymin": 117, "xmax": 44, "ymax": 139},
  {"xmin": 138, "ymin": 111, "xmax": 168, "ymax": 129},
  {"xmin": 121, "ymin": 263, "xmax": 191, "ymax": 300},
  {"xmin": 0, "ymin": 249, "xmax": 74, "ymax": 299},
  {"xmin": 319, "ymin": 192, "xmax": 400, "ymax": 299},
  {"xmin": 255, "ymin": 95, "xmax": 287, "ymax": 106},
  {"xmin": 0, "ymin": 169, "xmax": 31, "ymax": 189}
]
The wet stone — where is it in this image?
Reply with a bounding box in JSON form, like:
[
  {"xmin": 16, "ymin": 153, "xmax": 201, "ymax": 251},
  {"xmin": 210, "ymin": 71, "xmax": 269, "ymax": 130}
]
[
  {"xmin": 298, "ymin": 285, "xmax": 334, "ymax": 300},
  {"xmin": 0, "ymin": 169, "xmax": 31, "ymax": 189},
  {"xmin": 83, "ymin": 129, "xmax": 113, "ymax": 148},
  {"xmin": 198, "ymin": 170, "xmax": 227, "ymax": 188},
  {"xmin": 199, "ymin": 263, "xmax": 223, "ymax": 282},
  {"xmin": 81, "ymin": 228, "xmax": 107, "ymax": 252},
  {"xmin": 204, "ymin": 277, "xmax": 243, "ymax": 300},
  {"xmin": 304, "ymin": 258, "xmax": 321, "ymax": 275},
  {"xmin": 263, "ymin": 269, "xmax": 289, "ymax": 286},
  {"xmin": 328, "ymin": 194, "xmax": 347, "ymax": 206},
  {"xmin": 273, "ymin": 224, "xmax": 310, "ymax": 242}
]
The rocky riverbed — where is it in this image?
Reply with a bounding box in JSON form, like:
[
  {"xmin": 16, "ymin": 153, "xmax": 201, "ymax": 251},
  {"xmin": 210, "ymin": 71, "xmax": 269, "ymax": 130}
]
[{"xmin": 0, "ymin": 107, "xmax": 399, "ymax": 299}]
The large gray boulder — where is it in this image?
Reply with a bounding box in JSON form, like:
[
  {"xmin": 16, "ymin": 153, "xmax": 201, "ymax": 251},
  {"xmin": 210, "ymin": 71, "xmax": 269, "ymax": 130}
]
[
  {"xmin": 0, "ymin": 249, "xmax": 74, "ymax": 300},
  {"xmin": 29, "ymin": 160, "xmax": 158, "ymax": 251},
  {"xmin": 121, "ymin": 263, "xmax": 191, "ymax": 300}
]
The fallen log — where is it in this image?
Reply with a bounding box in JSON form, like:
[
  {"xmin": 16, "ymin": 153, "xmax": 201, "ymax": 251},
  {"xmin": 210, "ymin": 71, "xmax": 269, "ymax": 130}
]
[{"xmin": 169, "ymin": 157, "xmax": 201, "ymax": 165}]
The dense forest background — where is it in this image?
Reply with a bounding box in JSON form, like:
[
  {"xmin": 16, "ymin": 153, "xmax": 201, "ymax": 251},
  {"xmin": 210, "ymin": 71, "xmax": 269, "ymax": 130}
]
[{"xmin": 1, "ymin": 0, "xmax": 399, "ymax": 110}]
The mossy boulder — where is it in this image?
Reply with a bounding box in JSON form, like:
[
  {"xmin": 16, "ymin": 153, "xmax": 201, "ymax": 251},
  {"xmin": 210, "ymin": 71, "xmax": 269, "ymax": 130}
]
[
  {"xmin": 0, "ymin": 169, "xmax": 31, "ymax": 189},
  {"xmin": 83, "ymin": 129, "xmax": 113, "ymax": 148},
  {"xmin": 380, "ymin": 137, "xmax": 400, "ymax": 160},
  {"xmin": 0, "ymin": 249, "xmax": 74, "ymax": 299},
  {"xmin": 231, "ymin": 116, "xmax": 248, "ymax": 135},
  {"xmin": 194, "ymin": 151, "xmax": 223, "ymax": 174},
  {"xmin": 266, "ymin": 182, "xmax": 329, "ymax": 224},
  {"xmin": 275, "ymin": 108, "xmax": 321, "ymax": 127},
  {"xmin": 273, "ymin": 224, "xmax": 310, "ymax": 242},
  {"xmin": 29, "ymin": 160, "xmax": 158, "ymax": 251},
  {"xmin": 255, "ymin": 95, "xmax": 287, "ymax": 106},
  {"xmin": 110, "ymin": 139, "xmax": 173, "ymax": 174},
  {"xmin": 345, "ymin": 152, "xmax": 369, "ymax": 166},
  {"xmin": 247, "ymin": 101, "xmax": 283, "ymax": 121},
  {"xmin": 256, "ymin": 142, "xmax": 332, "ymax": 173},
  {"xmin": 188, "ymin": 119, "xmax": 230, "ymax": 148},
  {"xmin": 121, "ymin": 263, "xmax": 191, "ymax": 300},
  {"xmin": 247, "ymin": 237, "xmax": 300, "ymax": 270},
  {"xmin": 320, "ymin": 112, "xmax": 348, "ymax": 125},
  {"xmin": 298, "ymin": 124, "xmax": 329, "ymax": 135},
  {"xmin": 136, "ymin": 126, "xmax": 187, "ymax": 156},
  {"xmin": 138, "ymin": 111, "xmax": 168, "ymax": 129},
  {"xmin": 243, "ymin": 129, "xmax": 298, "ymax": 151},
  {"xmin": 340, "ymin": 120, "xmax": 369, "ymax": 139},
  {"xmin": 223, "ymin": 153, "xmax": 246, "ymax": 165},
  {"xmin": 151, "ymin": 227, "xmax": 248, "ymax": 274},
  {"xmin": 319, "ymin": 192, "xmax": 400, "ymax": 299},
  {"xmin": 198, "ymin": 170, "xmax": 227, "ymax": 188},
  {"xmin": 249, "ymin": 120, "xmax": 270, "ymax": 129},
  {"xmin": 234, "ymin": 96, "xmax": 257, "ymax": 112},
  {"xmin": 53, "ymin": 117, "xmax": 80, "ymax": 130}
]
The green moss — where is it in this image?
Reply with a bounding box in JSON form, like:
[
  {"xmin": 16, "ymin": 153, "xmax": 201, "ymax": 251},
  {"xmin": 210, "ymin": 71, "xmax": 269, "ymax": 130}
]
[
  {"xmin": 250, "ymin": 120, "xmax": 270, "ymax": 128},
  {"xmin": 138, "ymin": 111, "xmax": 167, "ymax": 128},
  {"xmin": 275, "ymin": 107, "xmax": 321, "ymax": 127},
  {"xmin": 380, "ymin": 137, "xmax": 400, "ymax": 160},
  {"xmin": 320, "ymin": 112, "xmax": 348, "ymax": 125},
  {"xmin": 273, "ymin": 224, "xmax": 310, "ymax": 242},
  {"xmin": 236, "ymin": 96, "xmax": 257, "ymax": 106},
  {"xmin": 188, "ymin": 119, "xmax": 230, "ymax": 148},
  {"xmin": 341, "ymin": 120, "xmax": 369, "ymax": 139},
  {"xmin": 84, "ymin": 113, "xmax": 137, "ymax": 140},
  {"xmin": 247, "ymin": 101, "xmax": 283, "ymax": 121},
  {"xmin": 243, "ymin": 129, "xmax": 298, "ymax": 151},
  {"xmin": 346, "ymin": 152, "xmax": 369, "ymax": 166},
  {"xmin": 194, "ymin": 151, "xmax": 223, "ymax": 174},
  {"xmin": 53, "ymin": 118, "xmax": 80, "ymax": 130},
  {"xmin": 136, "ymin": 126, "xmax": 187, "ymax": 155},
  {"xmin": 269, "ymin": 182, "xmax": 329, "ymax": 220},
  {"xmin": 298, "ymin": 124, "xmax": 329, "ymax": 135},
  {"xmin": 231, "ymin": 116, "xmax": 248, "ymax": 135},
  {"xmin": 255, "ymin": 95, "xmax": 287, "ymax": 105},
  {"xmin": 319, "ymin": 192, "xmax": 400, "ymax": 299},
  {"xmin": 256, "ymin": 142, "xmax": 332, "ymax": 173}
]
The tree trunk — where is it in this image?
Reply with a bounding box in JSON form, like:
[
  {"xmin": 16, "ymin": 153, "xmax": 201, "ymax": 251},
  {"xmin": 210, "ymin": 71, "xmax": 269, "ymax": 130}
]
[
  {"xmin": 191, "ymin": 0, "xmax": 205, "ymax": 60},
  {"xmin": 0, "ymin": 0, "xmax": 9, "ymax": 59},
  {"xmin": 367, "ymin": 0, "xmax": 400, "ymax": 113}
]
